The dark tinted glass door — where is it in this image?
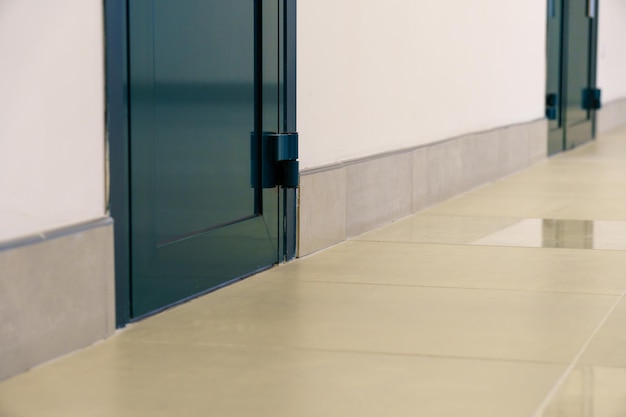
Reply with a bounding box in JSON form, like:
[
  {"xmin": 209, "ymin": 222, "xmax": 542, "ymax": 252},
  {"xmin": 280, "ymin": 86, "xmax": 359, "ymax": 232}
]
[
  {"xmin": 128, "ymin": 0, "xmax": 280, "ymax": 317},
  {"xmin": 546, "ymin": 0, "xmax": 598, "ymax": 155}
]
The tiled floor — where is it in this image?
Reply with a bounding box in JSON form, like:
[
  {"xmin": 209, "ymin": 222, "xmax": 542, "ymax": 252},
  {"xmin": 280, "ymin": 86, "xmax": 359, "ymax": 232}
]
[{"xmin": 3, "ymin": 127, "xmax": 626, "ymax": 416}]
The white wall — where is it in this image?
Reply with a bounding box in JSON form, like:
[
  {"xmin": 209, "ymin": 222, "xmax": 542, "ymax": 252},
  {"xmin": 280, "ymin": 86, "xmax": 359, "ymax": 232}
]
[
  {"xmin": 0, "ymin": 1, "xmax": 105, "ymax": 241},
  {"xmin": 597, "ymin": 0, "xmax": 626, "ymax": 103},
  {"xmin": 298, "ymin": 1, "xmax": 547, "ymax": 169}
]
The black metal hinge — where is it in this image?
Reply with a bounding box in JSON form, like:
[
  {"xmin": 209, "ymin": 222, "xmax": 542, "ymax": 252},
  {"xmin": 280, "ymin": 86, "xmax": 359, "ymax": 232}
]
[
  {"xmin": 255, "ymin": 132, "xmax": 299, "ymax": 189},
  {"xmin": 271, "ymin": 133, "xmax": 299, "ymax": 188},
  {"xmin": 582, "ymin": 88, "xmax": 602, "ymax": 110},
  {"xmin": 546, "ymin": 93, "xmax": 558, "ymax": 120}
]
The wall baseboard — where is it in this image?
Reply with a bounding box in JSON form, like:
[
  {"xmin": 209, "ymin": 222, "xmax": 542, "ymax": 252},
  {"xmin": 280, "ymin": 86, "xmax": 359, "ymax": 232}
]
[
  {"xmin": 298, "ymin": 119, "xmax": 547, "ymax": 257},
  {"xmin": 596, "ymin": 98, "xmax": 626, "ymax": 134},
  {"xmin": 0, "ymin": 218, "xmax": 115, "ymax": 381}
]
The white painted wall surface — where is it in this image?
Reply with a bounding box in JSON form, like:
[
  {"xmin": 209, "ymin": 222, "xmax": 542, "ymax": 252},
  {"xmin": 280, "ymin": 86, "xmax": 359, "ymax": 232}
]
[
  {"xmin": 597, "ymin": 0, "xmax": 626, "ymax": 103},
  {"xmin": 0, "ymin": 1, "xmax": 105, "ymax": 241},
  {"xmin": 298, "ymin": 1, "xmax": 547, "ymax": 169}
]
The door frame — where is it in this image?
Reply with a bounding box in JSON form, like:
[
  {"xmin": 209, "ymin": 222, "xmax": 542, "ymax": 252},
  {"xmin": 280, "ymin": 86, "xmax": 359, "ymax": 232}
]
[
  {"xmin": 104, "ymin": 0, "xmax": 298, "ymax": 328},
  {"xmin": 588, "ymin": 0, "xmax": 599, "ymax": 139}
]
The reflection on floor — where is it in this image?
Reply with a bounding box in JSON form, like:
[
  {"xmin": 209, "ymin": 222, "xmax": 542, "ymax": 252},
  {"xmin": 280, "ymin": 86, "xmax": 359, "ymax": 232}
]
[
  {"xmin": 358, "ymin": 216, "xmax": 626, "ymax": 250},
  {"xmin": 474, "ymin": 218, "xmax": 626, "ymax": 250},
  {"xmin": 3, "ymin": 127, "xmax": 626, "ymax": 416}
]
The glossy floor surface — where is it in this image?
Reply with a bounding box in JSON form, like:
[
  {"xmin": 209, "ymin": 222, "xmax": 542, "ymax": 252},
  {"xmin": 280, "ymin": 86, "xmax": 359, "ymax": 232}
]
[{"xmin": 3, "ymin": 128, "xmax": 626, "ymax": 416}]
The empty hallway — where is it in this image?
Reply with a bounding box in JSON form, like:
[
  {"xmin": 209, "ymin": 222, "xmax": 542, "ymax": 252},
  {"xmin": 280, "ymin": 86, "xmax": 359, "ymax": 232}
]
[{"xmin": 2, "ymin": 127, "xmax": 626, "ymax": 416}]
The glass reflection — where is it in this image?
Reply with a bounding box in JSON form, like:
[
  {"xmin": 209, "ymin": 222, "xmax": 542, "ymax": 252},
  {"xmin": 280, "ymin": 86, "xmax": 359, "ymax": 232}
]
[{"xmin": 472, "ymin": 219, "xmax": 626, "ymax": 251}]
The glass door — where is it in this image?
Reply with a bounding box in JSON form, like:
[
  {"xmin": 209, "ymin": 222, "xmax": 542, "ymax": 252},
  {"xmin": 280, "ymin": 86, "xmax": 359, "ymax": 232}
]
[{"xmin": 128, "ymin": 0, "xmax": 281, "ymax": 317}]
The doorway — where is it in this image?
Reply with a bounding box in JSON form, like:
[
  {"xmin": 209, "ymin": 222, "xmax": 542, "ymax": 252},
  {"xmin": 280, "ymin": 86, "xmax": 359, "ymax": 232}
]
[
  {"xmin": 546, "ymin": 0, "xmax": 600, "ymax": 155},
  {"xmin": 106, "ymin": 0, "xmax": 298, "ymax": 324}
]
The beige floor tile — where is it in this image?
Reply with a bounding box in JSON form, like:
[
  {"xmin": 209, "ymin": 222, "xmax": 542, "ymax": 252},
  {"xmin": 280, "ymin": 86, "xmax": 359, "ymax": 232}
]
[
  {"xmin": 578, "ymin": 299, "xmax": 626, "ymax": 367},
  {"xmin": 481, "ymin": 181, "xmax": 626, "ymax": 201},
  {"xmin": 354, "ymin": 214, "xmax": 626, "ymax": 251},
  {"xmin": 354, "ymin": 215, "xmax": 523, "ymax": 244},
  {"xmin": 470, "ymin": 218, "xmax": 626, "ymax": 251},
  {"xmin": 497, "ymin": 160, "xmax": 626, "ymax": 184},
  {"xmin": 279, "ymin": 241, "xmax": 626, "ymax": 295},
  {"xmin": 0, "ymin": 341, "xmax": 565, "ymax": 417},
  {"xmin": 540, "ymin": 366, "xmax": 626, "ymax": 417},
  {"xmin": 114, "ymin": 277, "xmax": 616, "ymax": 363},
  {"xmin": 425, "ymin": 192, "xmax": 626, "ymax": 221}
]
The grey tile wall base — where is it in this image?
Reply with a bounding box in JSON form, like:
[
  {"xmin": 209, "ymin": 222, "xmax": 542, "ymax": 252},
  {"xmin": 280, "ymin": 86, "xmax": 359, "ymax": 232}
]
[
  {"xmin": 597, "ymin": 98, "xmax": 626, "ymax": 134},
  {"xmin": 0, "ymin": 218, "xmax": 115, "ymax": 381},
  {"xmin": 298, "ymin": 119, "xmax": 547, "ymax": 257}
]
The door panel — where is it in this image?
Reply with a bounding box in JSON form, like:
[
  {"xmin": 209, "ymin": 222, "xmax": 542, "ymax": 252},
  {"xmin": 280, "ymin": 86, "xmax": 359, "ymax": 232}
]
[
  {"xmin": 547, "ymin": 0, "xmax": 564, "ymax": 155},
  {"xmin": 152, "ymin": 2, "xmax": 256, "ymax": 242},
  {"xmin": 564, "ymin": 0, "xmax": 593, "ymax": 148},
  {"xmin": 129, "ymin": 0, "xmax": 280, "ymax": 318}
]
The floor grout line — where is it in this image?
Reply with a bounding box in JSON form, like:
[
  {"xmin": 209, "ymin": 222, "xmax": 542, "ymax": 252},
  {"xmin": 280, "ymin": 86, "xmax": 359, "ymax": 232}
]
[
  {"xmin": 530, "ymin": 286, "xmax": 626, "ymax": 417},
  {"xmin": 349, "ymin": 238, "xmax": 626, "ymax": 252},
  {"xmin": 266, "ymin": 277, "xmax": 622, "ymax": 297},
  {"xmin": 118, "ymin": 337, "xmax": 574, "ymax": 367}
]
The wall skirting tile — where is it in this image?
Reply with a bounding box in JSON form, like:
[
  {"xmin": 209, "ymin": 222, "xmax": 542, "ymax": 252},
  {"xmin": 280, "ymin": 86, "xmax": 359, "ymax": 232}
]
[
  {"xmin": 596, "ymin": 98, "xmax": 626, "ymax": 134},
  {"xmin": 298, "ymin": 168, "xmax": 347, "ymax": 256},
  {"xmin": 0, "ymin": 218, "xmax": 115, "ymax": 381},
  {"xmin": 298, "ymin": 119, "xmax": 547, "ymax": 257},
  {"xmin": 346, "ymin": 153, "xmax": 413, "ymax": 237}
]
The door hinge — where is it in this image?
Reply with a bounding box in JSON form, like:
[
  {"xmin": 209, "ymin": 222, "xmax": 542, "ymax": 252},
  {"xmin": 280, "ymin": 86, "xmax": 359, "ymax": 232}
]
[
  {"xmin": 255, "ymin": 132, "xmax": 299, "ymax": 188},
  {"xmin": 582, "ymin": 88, "xmax": 602, "ymax": 110},
  {"xmin": 271, "ymin": 133, "xmax": 299, "ymax": 188},
  {"xmin": 546, "ymin": 93, "xmax": 558, "ymax": 120}
]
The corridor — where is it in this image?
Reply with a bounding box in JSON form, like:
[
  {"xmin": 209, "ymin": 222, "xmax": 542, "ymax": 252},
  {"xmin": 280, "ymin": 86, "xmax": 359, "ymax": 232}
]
[{"xmin": 2, "ymin": 127, "xmax": 626, "ymax": 416}]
